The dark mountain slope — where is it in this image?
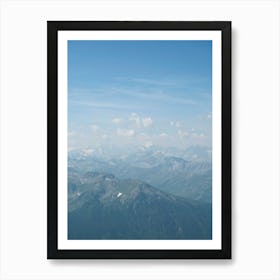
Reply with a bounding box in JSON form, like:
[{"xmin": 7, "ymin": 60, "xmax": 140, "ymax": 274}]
[{"xmin": 68, "ymin": 172, "xmax": 212, "ymax": 240}]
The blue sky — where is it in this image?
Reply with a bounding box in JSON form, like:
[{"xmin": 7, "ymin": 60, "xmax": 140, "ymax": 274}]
[{"xmin": 68, "ymin": 40, "xmax": 212, "ymax": 151}]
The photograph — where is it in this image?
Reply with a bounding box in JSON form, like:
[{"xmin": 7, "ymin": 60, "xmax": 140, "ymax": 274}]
[{"xmin": 67, "ymin": 40, "xmax": 213, "ymax": 240}]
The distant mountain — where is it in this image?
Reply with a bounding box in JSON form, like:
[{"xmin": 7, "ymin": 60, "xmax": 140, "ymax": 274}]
[
  {"xmin": 68, "ymin": 172, "xmax": 212, "ymax": 240},
  {"xmin": 68, "ymin": 145, "xmax": 211, "ymax": 163},
  {"xmin": 68, "ymin": 149, "xmax": 212, "ymax": 203}
]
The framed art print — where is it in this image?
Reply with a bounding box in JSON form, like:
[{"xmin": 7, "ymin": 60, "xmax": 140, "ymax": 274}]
[{"xmin": 47, "ymin": 21, "xmax": 231, "ymax": 259}]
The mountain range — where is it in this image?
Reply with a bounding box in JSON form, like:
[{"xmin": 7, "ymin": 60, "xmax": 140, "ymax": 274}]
[
  {"xmin": 68, "ymin": 171, "xmax": 212, "ymax": 240},
  {"xmin": 68, "ymin": 146, "xmax": 212, "ymax": 203}
]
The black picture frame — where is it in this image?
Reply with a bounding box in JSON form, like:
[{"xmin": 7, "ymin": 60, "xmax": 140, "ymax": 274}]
[{"xmin": 47, "ymin": 21, "xmax": 231, "ymax": 259}]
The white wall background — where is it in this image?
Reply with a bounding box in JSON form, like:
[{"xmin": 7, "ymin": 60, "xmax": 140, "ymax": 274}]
[{"xmin": 0, "ymin": 0, "xmax": 279, "ymax": 279}]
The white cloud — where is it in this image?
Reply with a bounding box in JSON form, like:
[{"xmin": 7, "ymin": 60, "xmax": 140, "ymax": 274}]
[
  {"xmin": 129, "ymin": 113, "xmax": 153, "ymax": 128},
  {"xmin": 112, "ymin": 118, "xmax": 123, "ymax": 125},
  {"xmin": 160, "ymin": 133, "xmax": 168, "ymax": 137},
  {"xmin": 117, "ymin": 128, "xmax": 135, "ymax": 137},
  {"xmin": 175, "ymin": 121, "xmax": 181, "ymax": 128},
  {"xmin": 191, "ymin": 132, "xmax": 206, "ymax": 138},
  {"xmin": 177, "ymin": 130, "xmax": 189, "ymax": 137},
  {"xmin": 142, "ymin": 117, "xmax": 153, "ymax": 127},
  {"xmin": 91, "ymin": 125, "xmax": 99, "ymax": 132},
  {"xmin": 170, "ymin": 121, "xmax": 181, "ymax": 128},
  {"xmin": 144, "ymin": 141, "xmax": 153, "ymax": 148},
  {"xmin": 129, "ymin": 113, "xmax": 141, "ymax": 128}
]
